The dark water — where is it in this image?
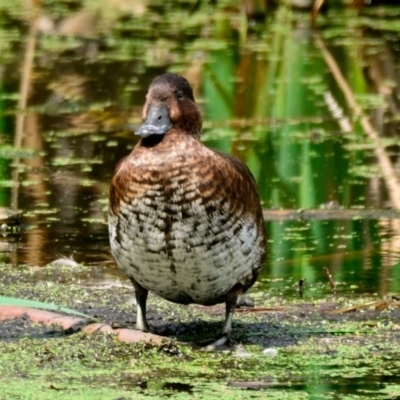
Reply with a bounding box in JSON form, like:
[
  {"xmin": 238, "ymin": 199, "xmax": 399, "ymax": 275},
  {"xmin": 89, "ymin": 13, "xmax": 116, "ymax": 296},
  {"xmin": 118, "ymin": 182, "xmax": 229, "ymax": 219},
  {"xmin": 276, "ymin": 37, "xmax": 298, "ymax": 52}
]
[{"xmin": 1, "ymin": 3, "xmax": 400, "ymax": 298}]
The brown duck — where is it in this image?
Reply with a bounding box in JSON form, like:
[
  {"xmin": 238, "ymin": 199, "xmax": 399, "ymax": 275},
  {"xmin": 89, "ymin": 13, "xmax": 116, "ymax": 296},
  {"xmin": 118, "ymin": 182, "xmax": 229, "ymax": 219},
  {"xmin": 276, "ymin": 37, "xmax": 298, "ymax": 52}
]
[{"xmin": 109, "ymin": 73, "xmax": 266, "ymax": 343}]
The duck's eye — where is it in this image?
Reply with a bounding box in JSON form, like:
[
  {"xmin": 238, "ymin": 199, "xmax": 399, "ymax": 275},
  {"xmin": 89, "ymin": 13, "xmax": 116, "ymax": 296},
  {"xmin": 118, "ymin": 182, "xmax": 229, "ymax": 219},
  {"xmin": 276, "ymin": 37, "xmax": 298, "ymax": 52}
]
[{"xmin": 176, "ymin": 91, "xmax": 184, "ymax": 100}]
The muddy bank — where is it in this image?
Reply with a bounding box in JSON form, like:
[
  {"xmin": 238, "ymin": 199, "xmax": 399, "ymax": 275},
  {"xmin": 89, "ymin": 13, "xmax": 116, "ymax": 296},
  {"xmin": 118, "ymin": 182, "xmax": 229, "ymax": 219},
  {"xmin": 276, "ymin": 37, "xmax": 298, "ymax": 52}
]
[{"xmin": 1, "ymin": 262, "xmax": 400, "ymax": 399}]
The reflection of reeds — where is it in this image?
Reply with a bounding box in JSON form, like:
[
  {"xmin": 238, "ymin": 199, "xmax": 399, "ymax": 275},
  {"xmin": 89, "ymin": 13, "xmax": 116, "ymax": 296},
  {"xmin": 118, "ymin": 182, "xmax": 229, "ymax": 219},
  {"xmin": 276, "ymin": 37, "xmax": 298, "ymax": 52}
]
[
  {"xmin": 324, "ymin": 92, "xmax": 352, "ymax": 133},
  {"xmin": 203, "ymin": 9, "xmax": 363, "ymax": 284},
  {"xmin": 315, "ymin": 34, "xmax": 400, "ymax": 209},
  {"xmin": 12, "ymin": 16, "xmax": 38, "ymax": 210},
  {"xmin": 12, "ymin": 7, "xmax": 52, "ymax": 266}
]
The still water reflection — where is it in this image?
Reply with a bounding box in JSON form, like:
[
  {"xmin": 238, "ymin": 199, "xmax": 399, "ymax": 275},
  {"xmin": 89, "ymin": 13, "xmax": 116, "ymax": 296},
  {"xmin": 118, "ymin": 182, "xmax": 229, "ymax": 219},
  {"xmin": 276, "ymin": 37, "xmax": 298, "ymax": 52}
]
[{"xmin": 1, "ymin": 3, "xmax": 400, "ymax": 298}]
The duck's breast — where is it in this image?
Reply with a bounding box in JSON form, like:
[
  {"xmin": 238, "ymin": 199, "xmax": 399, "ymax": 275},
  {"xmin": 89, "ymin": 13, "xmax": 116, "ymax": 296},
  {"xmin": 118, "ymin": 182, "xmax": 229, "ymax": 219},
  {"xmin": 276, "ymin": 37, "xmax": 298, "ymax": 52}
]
[{"xmin": 109, "ymin": 138, "xmax": 265, "ymax": 305}]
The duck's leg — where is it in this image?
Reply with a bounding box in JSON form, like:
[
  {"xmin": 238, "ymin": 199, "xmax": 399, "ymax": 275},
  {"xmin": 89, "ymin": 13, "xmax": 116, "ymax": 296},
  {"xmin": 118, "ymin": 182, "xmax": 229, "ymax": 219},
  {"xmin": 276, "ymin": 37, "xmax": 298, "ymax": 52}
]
[
  {"xmin": 221, "ymin": 290, "xmax": 239, "ymax": 335},
  {"xmin": 130, "ymin": 279, "xmax": 150, "ymax": 332},
  {"xmin": 200, "ymin": 288, "xmax": 240, "ymax": 350}
]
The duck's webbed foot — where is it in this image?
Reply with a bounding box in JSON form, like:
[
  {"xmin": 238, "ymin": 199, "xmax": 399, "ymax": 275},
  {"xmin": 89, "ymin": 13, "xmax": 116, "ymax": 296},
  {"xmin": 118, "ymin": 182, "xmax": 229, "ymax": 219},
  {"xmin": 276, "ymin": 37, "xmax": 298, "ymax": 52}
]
[
  {"xmin": 196, "ymin": 289, "xmax": 240, "ymax": 351},
  {"xmin": 196, "ymin": 334, "xmax": 231, "ymax": 351}
]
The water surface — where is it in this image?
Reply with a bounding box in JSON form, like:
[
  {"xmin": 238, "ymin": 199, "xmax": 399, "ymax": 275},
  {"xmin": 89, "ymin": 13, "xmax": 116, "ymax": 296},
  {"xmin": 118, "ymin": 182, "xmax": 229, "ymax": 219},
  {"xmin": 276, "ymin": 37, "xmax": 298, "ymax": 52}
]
[{"xmin": 1, "ymin": 3, "xmax": 400, "ymax": 298}]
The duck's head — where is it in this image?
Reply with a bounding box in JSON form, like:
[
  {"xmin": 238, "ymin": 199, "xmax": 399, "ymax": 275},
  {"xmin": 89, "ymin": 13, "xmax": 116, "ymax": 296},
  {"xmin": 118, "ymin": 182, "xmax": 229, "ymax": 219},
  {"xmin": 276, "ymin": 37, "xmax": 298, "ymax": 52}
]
[{"xmin": 136, "ymin": 73, "xmax": 202, "ymax": 140}]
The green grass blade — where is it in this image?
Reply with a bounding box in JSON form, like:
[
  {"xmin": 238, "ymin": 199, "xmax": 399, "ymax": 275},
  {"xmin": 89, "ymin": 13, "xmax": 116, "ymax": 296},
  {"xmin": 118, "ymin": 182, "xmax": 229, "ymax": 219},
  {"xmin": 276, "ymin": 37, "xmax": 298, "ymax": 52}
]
[{"xmin": 0, "ymin": 296, "xmax": 95, "ymax": 320}]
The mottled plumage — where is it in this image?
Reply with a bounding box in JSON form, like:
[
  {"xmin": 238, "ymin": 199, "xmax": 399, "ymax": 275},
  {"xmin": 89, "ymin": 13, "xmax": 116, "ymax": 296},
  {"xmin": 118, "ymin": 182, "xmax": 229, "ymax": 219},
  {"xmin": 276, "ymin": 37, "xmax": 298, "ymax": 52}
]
[{"xmin": 109, "ymin": 73, "xmax": 266, "ymax": 340}]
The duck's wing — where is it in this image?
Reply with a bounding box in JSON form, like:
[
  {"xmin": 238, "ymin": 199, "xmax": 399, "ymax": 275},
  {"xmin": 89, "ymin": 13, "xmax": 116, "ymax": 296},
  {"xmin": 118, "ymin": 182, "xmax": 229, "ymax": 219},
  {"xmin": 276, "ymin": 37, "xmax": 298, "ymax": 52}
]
[
  {"xmin": 109, "ymin": 156, "xmax": 131, "ymax": 216},
  {"xmin": 206, "ymin": 149, "xmax": 265, "ymax": 228},
  {"xmin": 197, "ymin": 147, "xmax": 267, "ymax": 274}
]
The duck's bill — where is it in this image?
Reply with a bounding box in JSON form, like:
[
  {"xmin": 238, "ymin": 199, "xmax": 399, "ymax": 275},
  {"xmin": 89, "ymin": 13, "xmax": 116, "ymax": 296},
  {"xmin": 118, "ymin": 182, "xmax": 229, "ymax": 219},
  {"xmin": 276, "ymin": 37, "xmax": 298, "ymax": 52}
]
[{"xmin": 135, "ymin": 104, "xmax": 173, "ymax": 138}]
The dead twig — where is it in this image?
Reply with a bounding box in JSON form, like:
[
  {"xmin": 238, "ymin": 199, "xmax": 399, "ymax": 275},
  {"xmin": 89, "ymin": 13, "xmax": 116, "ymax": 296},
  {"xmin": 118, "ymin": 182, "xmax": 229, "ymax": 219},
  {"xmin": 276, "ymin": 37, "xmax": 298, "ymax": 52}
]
[
  {"xmin": 311, "ymin": 0, "xmax": 326, "ymax": 26},
  {"xmin": 325, "ymin": 300, "xmax": 400, "ymax": 315},
  {"xmin": 323, "ymin": 267, "xmax": 336, "ymax": 295}
]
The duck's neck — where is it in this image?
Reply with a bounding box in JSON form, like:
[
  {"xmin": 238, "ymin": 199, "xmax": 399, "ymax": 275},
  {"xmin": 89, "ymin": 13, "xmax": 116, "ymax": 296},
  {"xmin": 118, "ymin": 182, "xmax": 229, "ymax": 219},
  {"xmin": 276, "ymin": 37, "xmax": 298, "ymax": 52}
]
[{"xmin": 140, "ymin": 134, "xmax": 165, "ymax": 148}]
